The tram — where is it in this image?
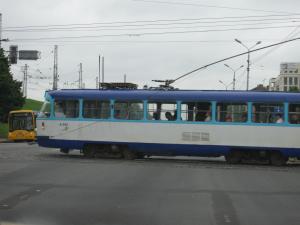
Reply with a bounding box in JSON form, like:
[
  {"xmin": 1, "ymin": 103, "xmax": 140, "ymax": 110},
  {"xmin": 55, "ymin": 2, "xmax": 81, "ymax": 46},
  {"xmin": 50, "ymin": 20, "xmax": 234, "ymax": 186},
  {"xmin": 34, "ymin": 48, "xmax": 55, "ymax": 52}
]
[{"xmin": 36, "ymin": 89, "xmax": 300, "ymax": 165}]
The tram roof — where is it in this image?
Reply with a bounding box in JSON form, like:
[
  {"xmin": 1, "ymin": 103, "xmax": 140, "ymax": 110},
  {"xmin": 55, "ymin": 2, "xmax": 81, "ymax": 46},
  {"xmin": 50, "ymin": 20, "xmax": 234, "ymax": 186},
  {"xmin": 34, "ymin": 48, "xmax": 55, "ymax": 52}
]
[{"xmin": 47, "ymin": 89, "xmax": 300, "ymax": 103}]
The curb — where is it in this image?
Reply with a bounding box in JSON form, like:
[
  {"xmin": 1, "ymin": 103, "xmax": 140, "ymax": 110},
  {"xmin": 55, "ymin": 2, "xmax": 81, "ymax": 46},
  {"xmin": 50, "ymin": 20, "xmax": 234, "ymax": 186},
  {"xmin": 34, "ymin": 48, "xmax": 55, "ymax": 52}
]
[{"xmin": 0, "ymin": 139, "xmax": 12, "ymax": 143}]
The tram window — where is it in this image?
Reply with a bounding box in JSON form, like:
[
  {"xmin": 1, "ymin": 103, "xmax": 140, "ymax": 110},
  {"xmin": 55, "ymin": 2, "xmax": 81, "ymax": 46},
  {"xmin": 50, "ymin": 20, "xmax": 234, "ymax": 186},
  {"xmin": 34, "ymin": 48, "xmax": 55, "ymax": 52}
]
[
  {"xmin": 289, "ymin": 104, "xmax": 300, "ymax": 124},
  {"xmin": 147, "ymin": 102, "xmax": 177, "ymax": 121},
  {"xmin": 114, "ymin": 101, "xmax": 143, "ymax": 120},
  {"xmin": 83, "ymin": 100, "xmax": 110, "ymax": 119},
  {"xmin": 252, "ymin": 103, "xmax": 284, "ymax": 123},
  {"xmin": 181, "ymin": 102, "xmax": 211, "ymax": 122},
  {"xmin": 217, "ymin": 103, "xmax": 247, "ymax": 122},
  {"xmin": 54, "ymin": 100, "xmax": 79, "ymax": 118}
]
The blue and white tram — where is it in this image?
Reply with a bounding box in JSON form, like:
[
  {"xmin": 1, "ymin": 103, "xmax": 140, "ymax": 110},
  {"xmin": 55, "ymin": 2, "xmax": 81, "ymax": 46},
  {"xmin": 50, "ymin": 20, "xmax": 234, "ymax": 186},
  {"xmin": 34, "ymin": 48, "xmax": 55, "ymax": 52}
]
[{"xmin": 37, "ymin": 89, "xmax": 300, "ymax": 165}]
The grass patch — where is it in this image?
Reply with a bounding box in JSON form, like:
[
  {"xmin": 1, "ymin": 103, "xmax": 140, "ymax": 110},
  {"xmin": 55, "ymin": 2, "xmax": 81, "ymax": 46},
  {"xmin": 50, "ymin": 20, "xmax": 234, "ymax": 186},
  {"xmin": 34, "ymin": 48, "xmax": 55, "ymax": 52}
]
[
  {"xmin": 22, "ymin": 98, "xmax": 43, "ymax": 111},
  {"xmin": 0, "ymin": 122, "xmax": 8, "ymax": 139}
]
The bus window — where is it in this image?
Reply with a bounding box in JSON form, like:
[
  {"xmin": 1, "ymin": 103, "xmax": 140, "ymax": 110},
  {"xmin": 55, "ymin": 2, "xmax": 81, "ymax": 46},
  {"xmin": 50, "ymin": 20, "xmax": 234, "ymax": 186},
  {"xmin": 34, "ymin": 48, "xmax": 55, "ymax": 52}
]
[
  {"xmin": 181, "ymin": 102, "xmax": 211, "ymax": 122},
  {"xmin": 148, "ymin": 102, "xmax": 177, "ymax": 121},
  {"xmin": 217, "ymin": 103, "xmax": 247, "ymax": 122},
  {"xmin": 114, "ymin": 101, "xmax": 143, "ymax": 120},
  {"xmin": 83, "ymin": 100, "xmax": 110, "ymax": 119},
  {"xmin": 289, "ymin": 104, "xmax": 300, "ymax": 124},
  {"xmin": 38, "ymin": 100, "xmax": 51, "ymax": 118},
  {"xmin": 54, "ymin": 100, "xmax": 79, "ymax": 118},
  {"xmin": 252, "ymin": 103, "xmax": 284, "ymax": 123},
  {"xmin": 9, "ymin": 112, "xmax": 34, "ymax": 131}
]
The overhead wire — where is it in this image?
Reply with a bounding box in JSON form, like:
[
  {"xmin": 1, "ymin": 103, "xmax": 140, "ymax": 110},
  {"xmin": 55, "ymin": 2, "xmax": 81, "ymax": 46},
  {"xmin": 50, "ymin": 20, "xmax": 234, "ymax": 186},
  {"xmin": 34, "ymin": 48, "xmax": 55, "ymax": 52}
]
[
  {"xmin": 4, "ymin": 13, "xmax": 300, "ymax": 30},
  {"xmin": 132, "ymin": 0, "xmax": 296, "ymax": 14},
  {"xmin": 10, "ymin": 24, "xmax": 300, "ymax": 42},
  {"xmin": 4, "ymin": 18, "xmax": 300, "ymax": 33}
]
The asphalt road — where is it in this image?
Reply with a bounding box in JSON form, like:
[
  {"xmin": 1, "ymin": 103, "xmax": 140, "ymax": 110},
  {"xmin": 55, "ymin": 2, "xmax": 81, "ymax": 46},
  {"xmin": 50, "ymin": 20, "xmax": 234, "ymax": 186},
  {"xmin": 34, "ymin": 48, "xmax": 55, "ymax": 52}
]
[{"xmin": 0, "ymin": 143, "xmax": 299, "ymax": 225}]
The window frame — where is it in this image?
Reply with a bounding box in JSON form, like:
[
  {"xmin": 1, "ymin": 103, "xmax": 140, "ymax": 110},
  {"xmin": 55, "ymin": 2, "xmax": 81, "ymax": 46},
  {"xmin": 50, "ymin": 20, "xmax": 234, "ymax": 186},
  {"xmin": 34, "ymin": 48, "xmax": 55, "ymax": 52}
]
[
  {"xmin": 180, "ymin": 101, "xmax": 212, "ymax": 122},
  {"xmin": 147, "ymin": 101, "xmax": 178, "ymax": 122},
  {"xmin": 113, "ymin": 100, "xmax": 144, "ymax": 121},
  {"xmin": 54, "ymin": 99, "xmax": 80, "ymax": 119},
  {"xmin": 251, "ymin": 102, "xmax": 285, "ymax": 124},
  {"xmin": 82, "ymin": 99, "xmax": 111, "ymax": 120},
  {"xmin": 216, "ymin": 102, "xmax": 248, "ymax": 123}
]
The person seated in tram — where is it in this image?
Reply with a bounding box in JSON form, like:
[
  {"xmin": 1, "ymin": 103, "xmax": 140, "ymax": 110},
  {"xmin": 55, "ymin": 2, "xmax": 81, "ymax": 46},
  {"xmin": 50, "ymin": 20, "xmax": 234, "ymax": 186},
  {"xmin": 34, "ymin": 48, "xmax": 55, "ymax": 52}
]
[
  {"xmin": 241, "ymin": 112, "xmax": 248, "ymax": 122},
  {"xmin": 225, "ymin": 114, "xmax": 232, "ymax": 122},
  {"xmin": 275, "ymin": 113, "xmax": 284, "ymax": 123},
  {"xmin": 195, "ymin": 111, "xmax": 206, "ymax": 121},
  {"xmin": 165, "ymin": 112, "xmax": 174, "ymax": 121},
  {"xmin": 153, "ymin": 112, "xmax": 160, "ymax": 120},
  {"xmin": 204, "ymin": 111, "xmax": 211, "ymax": 122},
  {"xmin": 290, "ymin": 113, "xmax": 300, "ymax": 124}
]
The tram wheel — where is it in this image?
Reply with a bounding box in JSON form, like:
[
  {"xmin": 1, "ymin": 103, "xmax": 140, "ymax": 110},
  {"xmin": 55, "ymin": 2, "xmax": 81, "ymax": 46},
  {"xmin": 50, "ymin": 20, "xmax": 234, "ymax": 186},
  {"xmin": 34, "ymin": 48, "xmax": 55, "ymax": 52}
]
[
  {"xmin": 225, "ymin": 150, "xmax": 241, "ymax": 164},
  {"xmin": 60, "ymin": 148, "xmax": 69, "ymax": 154},
  {"xmin": 82, "ymin": 145, "xmax": 96, "ymax": 158},
  {"xmin": 123, "ymin": 149, "xmax": 137, "ymax": 160},
  {"xmin": 270, "ymin": 151, "xmax": 287, "ymax": 166}
]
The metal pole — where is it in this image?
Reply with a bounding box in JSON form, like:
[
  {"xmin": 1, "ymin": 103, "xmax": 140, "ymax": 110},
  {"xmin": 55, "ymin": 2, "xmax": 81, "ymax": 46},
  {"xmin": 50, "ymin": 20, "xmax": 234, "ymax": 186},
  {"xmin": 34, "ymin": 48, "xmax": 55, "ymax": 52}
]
[
  {"xmin": 124, "ymin": 74, "xmax": 126, "ymax": 83},
  {"xmin": 79, "ymin": 63, "xmax": 82, "ymax": 89},
  {"xmin": 23, "ymin": 64, "xmax": 28, "ymax": 98},
  {"xmin": 0, "ymin": 13, "xmax": 2, "ymax": 49},
  {"xmin": 98, "ymin": 55, "xmax": 101, "ymax": 89},
  {"xmin": 233, "ymin": 71, "xmax": 236, "ymax": 91},
  {"xmin": 246, "ymin": 52, "xmax": 250, "ymax": 91},
  {"xmin": 52, "ymin": 45, "xmax": 58, "ymax": 90},
  {"xmin": 102, "ymin": 57, "xmax": 104, "ymax": 84}
]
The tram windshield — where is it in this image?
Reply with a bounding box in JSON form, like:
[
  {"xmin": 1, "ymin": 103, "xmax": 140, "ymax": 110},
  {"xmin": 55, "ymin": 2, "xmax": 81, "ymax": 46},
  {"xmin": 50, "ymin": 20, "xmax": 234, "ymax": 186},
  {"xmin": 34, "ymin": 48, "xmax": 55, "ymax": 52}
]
[{"xmin": 38, "ymin": 100, "xmax": 51, "ymax": 118}]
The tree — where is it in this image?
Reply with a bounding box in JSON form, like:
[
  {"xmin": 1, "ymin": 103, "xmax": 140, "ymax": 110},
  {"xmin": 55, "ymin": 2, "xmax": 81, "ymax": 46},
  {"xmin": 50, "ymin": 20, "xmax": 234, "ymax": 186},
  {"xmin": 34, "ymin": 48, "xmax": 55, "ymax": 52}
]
[
  {"xmin": 0, "ymin": 48, "xmax": 25, "ymax": 122},
  {"xmin": 289, "ymin": 86, "xmax": 300, "ymax": 92}
]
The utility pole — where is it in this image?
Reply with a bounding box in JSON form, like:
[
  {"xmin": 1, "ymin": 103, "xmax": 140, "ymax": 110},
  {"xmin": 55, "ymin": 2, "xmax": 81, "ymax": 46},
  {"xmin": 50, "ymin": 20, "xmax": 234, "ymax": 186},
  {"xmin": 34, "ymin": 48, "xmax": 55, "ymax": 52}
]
[
  {"xmin": 0, "ymin": 13, "xmax": 2, "ymax": 49},
  {"xmin": 235, "ymin": 39, "xmax": 261, "ymax": 91},
  {"xmin": 102, "ymin": 56, "xmax": 105, "ymax": 84},
  {"xmin": 0, "ymin": 13, "xmax": 9, "ymax": 49},
  {"xmin": 22, "ymin": 64, "xmax": 28, "ymax": 97},
  {"xmin": 52, "ymin": 45, "xmax": 58, "ymax": 90},
  {"xmin": 79, "ymin": 63, "xmax": 83, "ymax": 89},
  {"xmin": 96, "ymin": 76, "xmax": 99, "ymax": 89},
  {"xmin": 98, "ymin": 55, "xmax": 101, "ymax": 89},
  {"xmin": 124, "ymin": 74, "xmax": 127, "ymax": 83}
]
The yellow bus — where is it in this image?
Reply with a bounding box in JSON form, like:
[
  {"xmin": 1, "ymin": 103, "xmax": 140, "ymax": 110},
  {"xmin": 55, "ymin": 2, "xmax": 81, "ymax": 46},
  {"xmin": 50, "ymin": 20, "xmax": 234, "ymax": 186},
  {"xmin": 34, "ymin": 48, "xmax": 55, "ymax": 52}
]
[{"xmin": 8, "ymin": 110, "xmax": 37, "ymax": 141}]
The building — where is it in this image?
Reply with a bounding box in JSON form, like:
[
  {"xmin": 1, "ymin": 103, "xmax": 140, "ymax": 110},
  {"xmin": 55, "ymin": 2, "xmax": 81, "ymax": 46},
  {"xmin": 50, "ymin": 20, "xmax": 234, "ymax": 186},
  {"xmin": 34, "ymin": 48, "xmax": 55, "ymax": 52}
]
[{"xmin": 269, "ymin": 63, "xmax": 300, "ymax": 91}]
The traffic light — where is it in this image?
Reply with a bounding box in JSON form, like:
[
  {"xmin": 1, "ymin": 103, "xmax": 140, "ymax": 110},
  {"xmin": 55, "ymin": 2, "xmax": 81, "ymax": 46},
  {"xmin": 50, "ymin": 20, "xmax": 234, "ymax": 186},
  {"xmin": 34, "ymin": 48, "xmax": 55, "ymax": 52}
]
[{"xmin": 9, "ymin": 45, "xmax": 18, "ymax": 64}]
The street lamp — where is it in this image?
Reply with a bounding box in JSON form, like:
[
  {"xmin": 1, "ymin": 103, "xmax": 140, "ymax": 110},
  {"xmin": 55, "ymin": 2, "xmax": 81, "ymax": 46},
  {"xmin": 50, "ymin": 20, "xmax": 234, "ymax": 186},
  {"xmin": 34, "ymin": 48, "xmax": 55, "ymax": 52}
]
[
  {"xmin": 224, "ymin": 64, "xmax": 244, "ymax": 90},
  {"xmin": 235, "ymin": 39, "xmax": 261, "ymax": 91},
  {"xmin": 219, "ymin": 80, "xmax": 232, "ymax": 91}
]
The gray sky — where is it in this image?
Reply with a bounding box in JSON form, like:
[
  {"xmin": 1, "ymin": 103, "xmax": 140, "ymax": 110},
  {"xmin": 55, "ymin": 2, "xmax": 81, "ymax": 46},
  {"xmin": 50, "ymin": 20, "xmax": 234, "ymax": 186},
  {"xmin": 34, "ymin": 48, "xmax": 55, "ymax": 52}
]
[{"xmin": 1, "ymin": 0, "xmax": 300, "ymax": 100}]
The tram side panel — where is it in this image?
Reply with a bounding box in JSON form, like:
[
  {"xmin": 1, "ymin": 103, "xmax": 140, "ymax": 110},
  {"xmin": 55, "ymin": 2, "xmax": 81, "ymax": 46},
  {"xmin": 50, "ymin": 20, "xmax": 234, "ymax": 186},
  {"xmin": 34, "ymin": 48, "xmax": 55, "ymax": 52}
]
[{"xmin": 36, "ymin": 119, "xmax": 300, "ymax": 157}]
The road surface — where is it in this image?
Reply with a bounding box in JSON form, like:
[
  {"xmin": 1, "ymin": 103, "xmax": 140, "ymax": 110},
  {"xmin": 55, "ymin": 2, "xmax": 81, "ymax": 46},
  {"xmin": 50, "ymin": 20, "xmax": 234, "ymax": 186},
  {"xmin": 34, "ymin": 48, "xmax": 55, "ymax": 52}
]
[{"xmin": 0, "ymin": 143, "xmax": 299, "ymax": 225}]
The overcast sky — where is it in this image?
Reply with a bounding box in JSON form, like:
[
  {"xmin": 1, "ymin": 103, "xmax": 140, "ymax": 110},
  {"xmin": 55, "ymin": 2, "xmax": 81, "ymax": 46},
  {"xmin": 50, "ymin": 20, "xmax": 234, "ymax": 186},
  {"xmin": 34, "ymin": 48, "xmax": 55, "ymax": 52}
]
[{"xmin": 1, "ymin": 0, "xmax": 300, "ymax": 100}]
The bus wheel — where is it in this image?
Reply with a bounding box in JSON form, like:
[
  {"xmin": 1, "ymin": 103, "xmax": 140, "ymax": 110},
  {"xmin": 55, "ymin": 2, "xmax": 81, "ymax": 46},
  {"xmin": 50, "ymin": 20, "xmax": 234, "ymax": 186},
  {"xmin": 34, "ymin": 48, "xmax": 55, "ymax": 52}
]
[
  {"xmin": 60, "ymin": 148, "xmax": 69, "ymax": 154},
  {"xmin": 270, "ymin": 151, "xmax": 287, "ymax": 166},
  {"xmin": 225, "ymin": 150, "xmax": 241, "ymax": 164},
  {"xmin": 123, "ymin": 149, "xmax": 137, "ymax": 160}
]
